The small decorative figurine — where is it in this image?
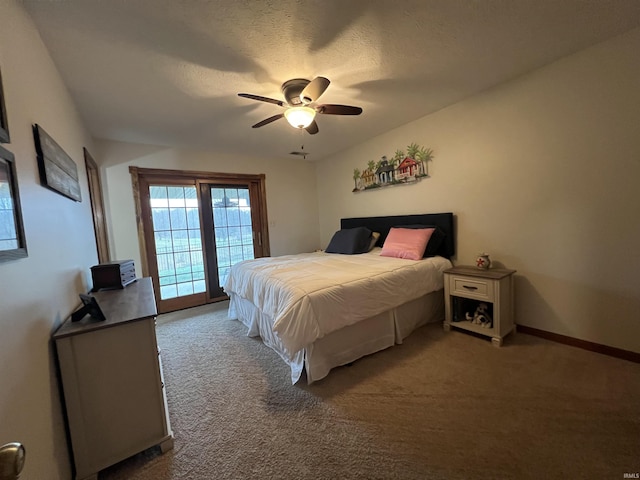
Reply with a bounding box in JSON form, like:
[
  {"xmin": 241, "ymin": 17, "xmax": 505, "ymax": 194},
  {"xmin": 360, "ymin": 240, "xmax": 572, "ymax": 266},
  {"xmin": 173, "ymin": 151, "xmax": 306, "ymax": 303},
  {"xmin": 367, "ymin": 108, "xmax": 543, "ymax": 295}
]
[
  {"xmin": 476, "ymin": 253, "xmax": 491, "ymax": 269},
  {"xmin": 465, "ymin": 303, "xmax": 493, "ymax": 328}
]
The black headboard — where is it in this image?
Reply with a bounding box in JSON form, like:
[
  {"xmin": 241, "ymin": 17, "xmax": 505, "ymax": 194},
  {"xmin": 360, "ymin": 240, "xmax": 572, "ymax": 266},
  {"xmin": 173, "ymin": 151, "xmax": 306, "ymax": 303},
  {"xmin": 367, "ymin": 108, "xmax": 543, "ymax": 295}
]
[{"xmin": 341, "ymin": 212, "xmax": 455, "ymax": 258}]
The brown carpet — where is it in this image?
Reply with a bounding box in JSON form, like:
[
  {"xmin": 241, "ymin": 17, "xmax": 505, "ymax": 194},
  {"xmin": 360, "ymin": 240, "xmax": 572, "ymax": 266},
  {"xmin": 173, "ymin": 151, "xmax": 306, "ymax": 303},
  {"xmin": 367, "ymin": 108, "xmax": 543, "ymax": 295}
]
[{"xmin": 100, "ymin": 301, "xmax": 640, "ymax": 480}]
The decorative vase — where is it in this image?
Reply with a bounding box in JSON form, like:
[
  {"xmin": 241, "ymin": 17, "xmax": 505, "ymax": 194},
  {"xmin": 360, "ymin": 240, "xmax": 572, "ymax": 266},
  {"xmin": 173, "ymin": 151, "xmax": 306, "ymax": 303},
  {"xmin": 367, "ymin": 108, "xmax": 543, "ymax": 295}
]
[{"xmin": 476, "ymin": 253, "xmax": 491, "ymax": 270}]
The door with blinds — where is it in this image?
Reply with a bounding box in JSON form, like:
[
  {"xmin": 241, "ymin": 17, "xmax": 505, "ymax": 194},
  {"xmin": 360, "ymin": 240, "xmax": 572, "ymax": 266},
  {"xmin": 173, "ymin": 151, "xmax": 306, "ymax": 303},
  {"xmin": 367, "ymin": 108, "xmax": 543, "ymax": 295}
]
[{"xmin": 132, "ymin": 167, "xmax": 269, "ymax": 313}]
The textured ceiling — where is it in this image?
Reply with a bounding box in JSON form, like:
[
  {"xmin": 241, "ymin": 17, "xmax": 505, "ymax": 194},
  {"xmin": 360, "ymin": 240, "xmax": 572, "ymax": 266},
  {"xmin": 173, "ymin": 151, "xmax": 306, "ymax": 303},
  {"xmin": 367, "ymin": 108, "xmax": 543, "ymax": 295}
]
[{"xmin": 23, "ymin": 0, "xmax": 640, "ymax": 162}]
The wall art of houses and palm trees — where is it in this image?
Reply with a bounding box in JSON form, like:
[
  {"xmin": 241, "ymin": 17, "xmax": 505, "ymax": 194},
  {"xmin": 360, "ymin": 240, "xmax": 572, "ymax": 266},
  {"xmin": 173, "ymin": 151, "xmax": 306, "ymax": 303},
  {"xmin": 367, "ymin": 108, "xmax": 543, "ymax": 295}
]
[{"xmin": 352, "ymin": 143, "xmax": 433, "ymax": 192}]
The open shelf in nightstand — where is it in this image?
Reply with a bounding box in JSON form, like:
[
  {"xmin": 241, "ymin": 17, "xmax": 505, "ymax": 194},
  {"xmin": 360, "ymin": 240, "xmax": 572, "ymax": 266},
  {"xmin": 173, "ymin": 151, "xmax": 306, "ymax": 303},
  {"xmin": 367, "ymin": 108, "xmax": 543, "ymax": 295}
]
[
  {"xmin": 443, "ymin": 266, "xmax": 516, "ymax": 347},
  {"xmin": 451, "ymin": 296, "xmax": 495, "ymax": 332}
]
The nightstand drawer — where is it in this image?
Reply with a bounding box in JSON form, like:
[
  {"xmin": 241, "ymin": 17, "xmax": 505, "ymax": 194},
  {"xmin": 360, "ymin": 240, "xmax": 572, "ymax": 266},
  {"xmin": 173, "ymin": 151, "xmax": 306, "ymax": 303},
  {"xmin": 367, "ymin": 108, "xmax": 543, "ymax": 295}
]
[{"xmin": 450, "ymin": 276, "xmax": 494, "ymax": 300}]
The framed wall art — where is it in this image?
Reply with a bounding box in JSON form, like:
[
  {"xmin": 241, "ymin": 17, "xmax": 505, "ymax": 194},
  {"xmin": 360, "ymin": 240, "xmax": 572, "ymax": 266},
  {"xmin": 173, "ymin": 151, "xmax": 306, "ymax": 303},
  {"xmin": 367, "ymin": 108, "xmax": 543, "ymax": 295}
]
[
  {"xmin": 0, "ymin": 144, "xmax": 28, "ymax": 262},
  {"xmin": 33, "ymin": 124, "xmax": 82, "ymax": 201},
  {"xmin": 0, "ymin": 67, "xmax": 9, "ymax": 143}
]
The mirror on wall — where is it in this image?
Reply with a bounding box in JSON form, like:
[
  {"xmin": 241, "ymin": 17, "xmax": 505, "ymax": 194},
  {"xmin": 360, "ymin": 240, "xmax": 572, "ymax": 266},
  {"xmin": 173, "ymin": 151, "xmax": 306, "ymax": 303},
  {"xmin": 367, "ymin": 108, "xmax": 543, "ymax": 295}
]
[{"xmin": 0, "ymin": 145, "xmax": 27, "ymax": 262}]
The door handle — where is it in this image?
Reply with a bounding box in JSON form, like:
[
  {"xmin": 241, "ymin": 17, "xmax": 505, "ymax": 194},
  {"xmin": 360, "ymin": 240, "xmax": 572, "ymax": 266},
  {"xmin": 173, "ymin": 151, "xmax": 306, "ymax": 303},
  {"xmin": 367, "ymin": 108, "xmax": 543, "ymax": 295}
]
[{"xmin": 0, "ymin": 442, "xmax": 26, "ymax": 480}]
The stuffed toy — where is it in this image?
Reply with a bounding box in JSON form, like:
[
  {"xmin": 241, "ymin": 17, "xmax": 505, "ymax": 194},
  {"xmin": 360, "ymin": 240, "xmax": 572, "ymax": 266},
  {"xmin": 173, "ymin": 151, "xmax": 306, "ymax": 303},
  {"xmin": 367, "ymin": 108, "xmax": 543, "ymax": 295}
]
[{"xmin": 465, "ymin": 303, "xmax": 493, "ymax": 328}]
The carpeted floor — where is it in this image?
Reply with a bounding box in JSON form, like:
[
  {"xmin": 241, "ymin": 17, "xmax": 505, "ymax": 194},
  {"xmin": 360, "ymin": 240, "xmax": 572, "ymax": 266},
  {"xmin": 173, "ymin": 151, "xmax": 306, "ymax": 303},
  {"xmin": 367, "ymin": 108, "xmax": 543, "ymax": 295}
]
[{"xmin": 100, "ymin": 301, "xmax": 640, "ymax": 480}]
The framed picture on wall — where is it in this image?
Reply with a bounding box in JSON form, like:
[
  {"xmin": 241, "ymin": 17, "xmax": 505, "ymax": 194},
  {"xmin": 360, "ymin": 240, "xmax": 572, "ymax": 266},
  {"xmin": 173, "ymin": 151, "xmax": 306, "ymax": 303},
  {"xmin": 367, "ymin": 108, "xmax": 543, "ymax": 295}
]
[
  {"xmin": 0, "ymin": 67, "xmax": 9, "ymax": 143},
  {"xmin": 33, "ymin": 124, "xmax": 82, "ymax": 201},
  {"xmin": 0, "ymin": 144, "xmax": 28, "ymax": 262}
]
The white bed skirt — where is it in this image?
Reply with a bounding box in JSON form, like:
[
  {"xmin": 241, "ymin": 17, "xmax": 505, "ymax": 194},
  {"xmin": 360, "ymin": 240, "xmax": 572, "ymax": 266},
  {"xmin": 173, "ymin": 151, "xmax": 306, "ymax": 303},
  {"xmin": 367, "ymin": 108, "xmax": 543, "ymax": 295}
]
[{"xmin": 228, "ymin": 290, "xmax": 445, "ymax": 384}]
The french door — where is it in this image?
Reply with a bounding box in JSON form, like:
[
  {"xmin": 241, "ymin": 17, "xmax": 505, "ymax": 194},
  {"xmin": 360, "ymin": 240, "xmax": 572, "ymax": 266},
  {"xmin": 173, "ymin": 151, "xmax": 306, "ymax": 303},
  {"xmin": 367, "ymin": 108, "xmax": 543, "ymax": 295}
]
[{"xmin": 131, "ymin": 167, "xmax": 269, "ymax": 313}]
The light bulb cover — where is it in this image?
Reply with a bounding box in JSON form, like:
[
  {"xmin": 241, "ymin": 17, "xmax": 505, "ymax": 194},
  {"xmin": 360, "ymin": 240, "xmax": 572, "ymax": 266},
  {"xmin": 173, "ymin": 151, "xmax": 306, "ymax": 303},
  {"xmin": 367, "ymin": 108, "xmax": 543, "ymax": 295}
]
[{"xmin": 284, "ymin": 106, "xmax": 316, "ymax": 129}]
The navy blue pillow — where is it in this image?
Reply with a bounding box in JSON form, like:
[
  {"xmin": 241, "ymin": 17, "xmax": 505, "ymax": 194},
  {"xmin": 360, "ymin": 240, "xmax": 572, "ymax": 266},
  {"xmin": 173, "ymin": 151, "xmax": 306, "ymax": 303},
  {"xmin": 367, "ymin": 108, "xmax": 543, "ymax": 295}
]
[
  {"xmin": 325, "ymin": 227, "xmax": 373, "ymax": 254},
  {"xmin": 393, "ymin": 224, "xmax": 446, "ymax": 257}
]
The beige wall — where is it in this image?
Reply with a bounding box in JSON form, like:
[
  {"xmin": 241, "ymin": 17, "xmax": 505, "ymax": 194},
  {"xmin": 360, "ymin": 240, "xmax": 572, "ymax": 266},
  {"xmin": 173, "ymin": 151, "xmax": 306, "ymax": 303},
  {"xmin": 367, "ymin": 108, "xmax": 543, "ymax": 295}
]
[
  {"xmin": 315, "ymin": 28, "xmax": 640, "ymax": 353},
  {"xmin": 96, "ymin": 140, "xmax": 320, "ymax": 271},
  {"xmin": 0, "ymin": 2, "xmax": 98, "ymax": 479},
  {"xmin": 2, "ymin": 2, "xmax": 638, "ymax": 477}
]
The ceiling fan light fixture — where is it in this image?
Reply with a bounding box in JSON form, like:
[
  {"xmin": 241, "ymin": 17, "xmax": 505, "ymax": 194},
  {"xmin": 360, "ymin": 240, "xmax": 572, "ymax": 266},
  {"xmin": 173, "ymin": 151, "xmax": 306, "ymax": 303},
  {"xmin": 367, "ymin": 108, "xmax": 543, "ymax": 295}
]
[{"xmin": 284, "ymin": 106, "xmax": 316, "ymax": 129}]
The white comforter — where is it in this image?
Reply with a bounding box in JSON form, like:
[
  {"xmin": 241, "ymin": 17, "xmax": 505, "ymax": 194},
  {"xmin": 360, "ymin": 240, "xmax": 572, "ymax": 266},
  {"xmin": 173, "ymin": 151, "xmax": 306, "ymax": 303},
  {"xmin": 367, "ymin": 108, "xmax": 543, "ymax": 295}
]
[{"xmin": 224, "ymin": 248, "xmax": 452, "ymax": 356}]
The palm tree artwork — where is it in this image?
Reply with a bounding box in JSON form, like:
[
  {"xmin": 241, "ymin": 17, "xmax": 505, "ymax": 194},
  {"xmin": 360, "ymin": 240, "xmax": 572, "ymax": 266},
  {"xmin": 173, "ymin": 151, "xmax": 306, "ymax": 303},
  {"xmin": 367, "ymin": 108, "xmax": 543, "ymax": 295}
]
[
  {"xmin": 415, "ymin": 147, "xmax": 434, "ymax": 176},
  {"xmin": 406, "ymin": 143, "xmax": 420, "ymax": 160},
  {"xmin": 393, "ymin": 149, "xmax": 405, "ymax": 164},
  {"xmin": 351, "ymin": 143, "xmax": 434, "ymax": 192},
  {"xmin": 352, "ymin": 168, "xmax": 361, "ymax": 192}
]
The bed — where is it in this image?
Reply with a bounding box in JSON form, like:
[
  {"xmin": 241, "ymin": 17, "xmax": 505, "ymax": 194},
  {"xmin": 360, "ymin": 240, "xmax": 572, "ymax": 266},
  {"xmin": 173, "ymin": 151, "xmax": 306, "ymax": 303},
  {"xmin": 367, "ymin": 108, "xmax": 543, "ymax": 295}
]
[{"xmin": 224, "ymin": 213, "xmax": 455, "ymax": 384}]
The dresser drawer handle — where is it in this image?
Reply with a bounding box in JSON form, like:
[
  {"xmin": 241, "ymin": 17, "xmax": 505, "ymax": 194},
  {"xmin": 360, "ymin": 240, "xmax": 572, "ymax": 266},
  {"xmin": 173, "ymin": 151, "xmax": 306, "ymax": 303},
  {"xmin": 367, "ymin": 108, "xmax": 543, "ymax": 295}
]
[{"xmin": 462, "ymin": 285, "xmax": 478, "ymax": 290}]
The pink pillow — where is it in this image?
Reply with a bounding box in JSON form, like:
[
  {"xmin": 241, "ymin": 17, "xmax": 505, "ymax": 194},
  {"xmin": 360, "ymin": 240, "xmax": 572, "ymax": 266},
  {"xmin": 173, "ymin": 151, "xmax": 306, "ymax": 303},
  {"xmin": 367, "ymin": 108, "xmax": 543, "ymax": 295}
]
[{"xmin": 380, "ymin": 227, "xmax": 435, "ymax": 260}]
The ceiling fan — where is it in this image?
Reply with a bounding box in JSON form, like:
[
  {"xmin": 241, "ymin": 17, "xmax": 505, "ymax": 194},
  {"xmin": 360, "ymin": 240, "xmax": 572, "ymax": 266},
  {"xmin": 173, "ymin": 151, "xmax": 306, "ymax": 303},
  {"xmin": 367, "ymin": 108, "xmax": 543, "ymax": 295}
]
[{"xmin": 238, "ymin": 76, "xmax": 363, "ymax": 135}]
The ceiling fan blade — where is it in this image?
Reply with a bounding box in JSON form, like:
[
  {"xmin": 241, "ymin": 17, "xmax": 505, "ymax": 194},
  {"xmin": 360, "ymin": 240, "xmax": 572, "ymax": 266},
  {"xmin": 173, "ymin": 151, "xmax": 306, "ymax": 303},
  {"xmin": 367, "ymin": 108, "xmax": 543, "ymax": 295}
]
[
  {"xmin": 238, "ymin": 93, "xmax": 285, "ymax": 107},
  {"xmin": 252, "ymin": 113, "xmax": 284, "ymax": 128},
  {"xmin": 317, "ymin": 104, "xmax": 363, "ymax": 115},
  {"xmin": 300, "ymin": 76, "xmax": 330, "ymax": 104},
  {"xmin": 305, "ymin": 120, "xmax": 319, "ymax": 135}
]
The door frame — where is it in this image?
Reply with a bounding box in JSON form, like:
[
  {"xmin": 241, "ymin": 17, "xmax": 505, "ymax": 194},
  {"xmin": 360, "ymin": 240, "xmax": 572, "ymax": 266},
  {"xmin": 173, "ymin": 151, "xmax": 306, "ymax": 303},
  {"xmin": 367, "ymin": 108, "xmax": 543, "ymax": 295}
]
[
  {"xmin": 84, "ymin": 148, "xmax": 110, "ymax": 263},
  {"xmin": 129, "ymin": 166, "xmax": 270, "ymax": 312}
]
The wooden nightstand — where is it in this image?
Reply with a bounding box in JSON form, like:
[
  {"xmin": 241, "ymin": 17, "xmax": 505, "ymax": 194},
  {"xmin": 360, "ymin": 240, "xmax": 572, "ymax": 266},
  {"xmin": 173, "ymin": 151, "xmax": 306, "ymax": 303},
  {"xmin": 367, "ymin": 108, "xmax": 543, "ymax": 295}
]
[{"xmin": 443, "ymin": 265, "xmax": 516, "ymax": 346}]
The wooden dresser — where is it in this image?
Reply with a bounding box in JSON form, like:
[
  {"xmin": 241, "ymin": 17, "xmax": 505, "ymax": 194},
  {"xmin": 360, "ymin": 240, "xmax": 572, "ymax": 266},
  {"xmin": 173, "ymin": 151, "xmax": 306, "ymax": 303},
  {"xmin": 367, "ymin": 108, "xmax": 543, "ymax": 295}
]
[{"xmin": 53, "ymin": 277, "xmax": 173, "ymax": 480}]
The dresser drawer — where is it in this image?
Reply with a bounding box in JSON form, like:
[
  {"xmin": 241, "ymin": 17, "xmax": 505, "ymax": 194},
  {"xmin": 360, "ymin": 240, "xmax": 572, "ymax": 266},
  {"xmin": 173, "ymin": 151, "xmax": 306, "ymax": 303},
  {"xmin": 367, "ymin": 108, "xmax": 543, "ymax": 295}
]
[{"xmin": 449, "ymin": 275, "xmax": 494, "ymax": 301}]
